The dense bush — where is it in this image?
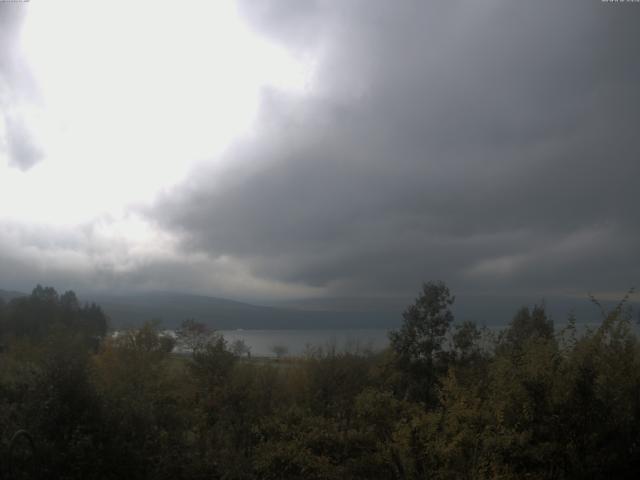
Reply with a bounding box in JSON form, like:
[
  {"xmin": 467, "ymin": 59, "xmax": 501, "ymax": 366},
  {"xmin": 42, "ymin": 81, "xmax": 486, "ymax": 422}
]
[{"xmin": 1, "ymin": 283, "xmax": 639, "ymax": 479}]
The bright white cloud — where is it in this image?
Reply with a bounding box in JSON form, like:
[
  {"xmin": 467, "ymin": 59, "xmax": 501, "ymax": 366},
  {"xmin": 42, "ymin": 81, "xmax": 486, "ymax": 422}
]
[
  {"xmin": 0, "ymin": 0, "xmax": 320, "ymax": 298},
  {"xmin": 0, "ymin": 0, "xmax": 312, "ymax": 227}
]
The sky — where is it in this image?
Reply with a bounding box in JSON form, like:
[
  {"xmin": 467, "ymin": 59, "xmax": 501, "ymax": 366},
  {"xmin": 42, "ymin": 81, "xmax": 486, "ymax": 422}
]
[{"xmin": 0, "ymin": 0, "xmax": 639, "ymax": 308}]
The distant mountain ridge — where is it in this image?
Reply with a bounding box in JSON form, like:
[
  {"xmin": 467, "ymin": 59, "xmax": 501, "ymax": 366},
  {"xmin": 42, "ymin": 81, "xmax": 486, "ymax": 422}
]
[
  {"xmin": 2, "ymin": 288, "xmax": 637, "ymax": 330},
  {"xmin": 83, "ymin": 291, "xmax": 640, "ymax": 330},
  {"xmin": 3, "ymin": 288, "xmax": 398, "ymax": 329},
  {"xmin": 83, "ymin": 291, "xmax": 399, "ymax": 330},
  {"xmin": 0, "ymin": 289, "xmax": 26, "ymax": 302}
]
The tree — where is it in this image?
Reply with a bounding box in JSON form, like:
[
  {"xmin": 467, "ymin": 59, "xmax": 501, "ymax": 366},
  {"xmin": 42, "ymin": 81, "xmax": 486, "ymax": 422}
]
[
  {"xmin": 191, "ymin": 332, "xmax": 236, "ymax": 386},
  {"xmin": 501, "ymin": 304, "xmax": 553, "ymax": 352},
  {"xmin": 93, "ymin": 320, "xmax": 189, "ymax": 479},
  {"xmin": 270, "ymin": 344, "xmax": 289, "ymax": 360},
  {"xmin": 452, "ymin": 320, "xmax": 483, "ymax": 365},
  {"xmin": 388, "ymin": 281, "xmax": 455, "ymax": 405},
  {"xmin": 175, "ymin": 318, "xmax": 211, "ymax": 351},
  {"xmin": 2, "ymin": 286, "xmax": 107, "ymax": 341},
  {"xmin": 0, "ymin": 296, "xmax": 5, "ymax": 341},
  {"xmin": 230, "ymin": 338, "xmax": 251, "ymax": 358},
  {"xmin": 80, "ymin": 302, "xmax": 108, "ymax": 339},
  {"xmin": 60, "ymin": 290, "xmax": 80, "ymax": 311}
]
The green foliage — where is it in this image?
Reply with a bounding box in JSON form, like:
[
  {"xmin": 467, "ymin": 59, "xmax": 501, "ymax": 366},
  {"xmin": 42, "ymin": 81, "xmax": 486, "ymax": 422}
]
[
  {"xmin": 388, "ymin": 281, "xmax": 455, "ymax": 405},
  {"xmin": 1, "ymin": 283, "xmax": 640, "ymax": 479},
  {"xmin": 0, "ymin": 285, "xmax": 108, "ymax": 343},
  {"xmin": 93, "ymin": 321, "xmax": 196, "ymax": 479},
  {"xmin": 230, "ymin": 338, "xmax": 251, "ymax": 357},
  {"xmin": 176, "ymin": 318, "xmax": 211, "ymax": 351},
  {"xmin": 500, "ymin": 304, "xmax": 554, "ymax": 353}
]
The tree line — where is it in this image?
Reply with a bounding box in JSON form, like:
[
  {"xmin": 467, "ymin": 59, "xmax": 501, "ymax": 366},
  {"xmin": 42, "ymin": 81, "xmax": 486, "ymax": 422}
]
[{"xmin": 0, "ymin": 282, "xmax": 639, "ymax": 479}]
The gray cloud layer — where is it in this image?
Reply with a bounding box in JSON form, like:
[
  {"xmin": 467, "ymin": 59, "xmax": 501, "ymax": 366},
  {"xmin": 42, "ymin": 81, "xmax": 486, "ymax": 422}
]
[
  {"xmin": 152, "ymin": 0, "xmax": 640, "ymax": 299},
  {"xmin": 1, "ymin": 1, "xmax": 639, "ymax": 306}
]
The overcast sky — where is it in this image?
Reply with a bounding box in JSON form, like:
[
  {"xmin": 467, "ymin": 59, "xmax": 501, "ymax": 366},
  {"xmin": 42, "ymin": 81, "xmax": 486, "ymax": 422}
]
[{"xmin": 0, "ymin": 0, "xmax": 639, "ymax": 306}]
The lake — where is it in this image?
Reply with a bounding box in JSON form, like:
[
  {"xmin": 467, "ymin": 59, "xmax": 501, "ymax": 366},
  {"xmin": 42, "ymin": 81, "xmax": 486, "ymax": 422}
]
[
  {"xmin": 219, "ymin": 322, "xmax": 631, "ymax": 357},
  {"xmin": 219, "ymin": 329, "xmax": 390, "ymax": 357}
]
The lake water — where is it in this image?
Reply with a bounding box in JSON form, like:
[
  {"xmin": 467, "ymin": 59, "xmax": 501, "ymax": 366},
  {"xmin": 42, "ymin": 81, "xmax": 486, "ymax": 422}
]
[
  {"xmin": 131, "ymin": 319, "xmax": 626, "ymax": 358},
  {"xmin": 217, "ymin": 322, "xmax": 631, "ymax": 357},
  {"xmin": 219, "ymin": 329, "xmax": 390, "ymax": 357}
]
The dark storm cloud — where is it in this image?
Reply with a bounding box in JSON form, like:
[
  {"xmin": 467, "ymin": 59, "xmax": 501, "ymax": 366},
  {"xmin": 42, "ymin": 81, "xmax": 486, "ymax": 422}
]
[
  {"xmin": 152, "ymin": 0, "xmax": 640, "ymax": 298},
  {"xmin": 0, "ymin": 3, "xmax": 43, "ymax": 171}
]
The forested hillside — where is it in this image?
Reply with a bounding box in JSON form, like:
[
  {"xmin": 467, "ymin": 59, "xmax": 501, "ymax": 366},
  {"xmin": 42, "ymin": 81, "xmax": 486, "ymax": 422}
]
[{"xmin": 1, "ymin": 283, "xmax": 639, "ymax": 479}]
